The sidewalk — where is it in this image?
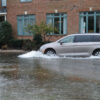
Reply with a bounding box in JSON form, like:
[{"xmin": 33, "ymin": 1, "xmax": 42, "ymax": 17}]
[{"xmin": 0, "ymin": 49, "xmax": 25, "ymax": 53}]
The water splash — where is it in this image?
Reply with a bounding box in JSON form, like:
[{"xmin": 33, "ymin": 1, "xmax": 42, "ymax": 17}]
[
  {"xmin": 18, "ymin": 51, "xmax": 100, "ymax": 59},
  {"xmin": 89, "ymin": 56, "xmax": 100, "ymax": 59},
  {"xmin": 18, "ymin": 51, "xmax": 59, "ymax": 59},
  {"xmin": 72, "ymin": 56, "xmax": 100, "ymax": 60}
]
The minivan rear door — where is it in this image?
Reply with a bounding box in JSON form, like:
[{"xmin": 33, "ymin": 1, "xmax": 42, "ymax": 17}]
[{"xmin": 73, "ymin": 35, "xmax": 93, "ymax": 56}]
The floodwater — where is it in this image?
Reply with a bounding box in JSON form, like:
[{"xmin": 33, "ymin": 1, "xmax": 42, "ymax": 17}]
[{"xmin": 0, "ymin": 52, "xmax": 100, "ymax": 100}]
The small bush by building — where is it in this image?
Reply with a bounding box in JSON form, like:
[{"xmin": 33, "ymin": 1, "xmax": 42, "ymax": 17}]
[
  {"xmin": 0, "ymin": 21, "xmax": 50, "ymax": 50},
  {"xmin": 8, "ymin": 39, "xmax": 24, "ymax": 49},
  {"xmin": 8, "ymin": 39, "xmax": 44, "ymax": 51},
  {"xmin": 0, "ymin": 21, "xmax": 13, "ymax": 48},
  {"xmin": 22, "ymin": 39, "xmax": 34, "ymax": 51}
]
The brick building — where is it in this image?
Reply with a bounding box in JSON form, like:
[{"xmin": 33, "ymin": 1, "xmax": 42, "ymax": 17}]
[{"xmin": 1, "ymin": 0, "xmax": 100, "ymax": 41}]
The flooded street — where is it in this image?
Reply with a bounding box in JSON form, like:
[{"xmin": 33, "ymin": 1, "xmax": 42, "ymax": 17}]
[{"xmin": 0, "ymin": 52, "xmax": 100, "ymax": 100}]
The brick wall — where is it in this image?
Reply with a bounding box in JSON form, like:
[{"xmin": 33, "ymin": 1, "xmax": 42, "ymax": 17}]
[
  {"xmin": 7, "ymin": 0, "xmax": 100, "ymax": 41},
  {"xmin": 0, "ymin": 0, "xmax": 1, "ymax": 8}
]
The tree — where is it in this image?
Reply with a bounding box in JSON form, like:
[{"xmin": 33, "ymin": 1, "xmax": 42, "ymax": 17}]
[
  {"xmin": 26, "ymin": 22, "xmax": 56, "ymax": 42},
  {"xmin": 0, "ymin": 21, "xmax": 13, "ymax": 47}
]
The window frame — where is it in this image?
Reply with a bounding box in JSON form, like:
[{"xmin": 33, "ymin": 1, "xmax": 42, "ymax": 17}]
[
  {"xmin": 17, "ymin": 15, "xmax": 36, "ymax": 36},
  {"xmin": 1, "ymin": 0, "xmax": 7, "ymax": 7},
  {"xmin": 79, "ymin": 11, "xmax": 100, "ymax": 33},
  {"xmin": 46, "ymin": 13, "xmax": 67, "ymax": 35}
]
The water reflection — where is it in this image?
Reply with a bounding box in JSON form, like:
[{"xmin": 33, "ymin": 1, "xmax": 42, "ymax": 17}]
[
  {"xmin": 0, "ymin": 53, "xmax": 100, "ymax": 100},
  {"xmin": 0, "ymin": 65, "xmax": 18, "ymax": 79},
  {"xmin": 34, "ymin": 58, "xmax": 100, "ymax": 81}
]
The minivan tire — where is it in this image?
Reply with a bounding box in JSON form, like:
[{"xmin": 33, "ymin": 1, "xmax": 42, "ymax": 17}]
[
  {"xmin": 93, "ymin": 49, "xmax": 100, "ymax": 56},
  {"xmin": 45, "ymin": 49, "xmax": 56, "ymax": 56}
]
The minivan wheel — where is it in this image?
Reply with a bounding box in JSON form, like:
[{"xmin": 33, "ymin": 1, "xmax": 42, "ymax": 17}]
[
  {"xmin": 93, "ymin": 50, "xmax": 100, "ymax": 56},
  {"xmin": 45, "ymin": 49, "xmax": 56, "ymax": 56}
]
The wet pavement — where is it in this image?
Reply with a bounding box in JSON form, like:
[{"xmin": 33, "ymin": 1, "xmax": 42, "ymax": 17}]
[{"xmin": 0, "ymin": 52, "xmax": 100, "ymax": 100}]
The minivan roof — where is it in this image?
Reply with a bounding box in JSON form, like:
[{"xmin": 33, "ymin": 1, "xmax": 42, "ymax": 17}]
[
  {"xmin": 72, "ymin": 33, "xmax": 100, "ymax": 36},
  {"xmin": 56, "ymin": 33, "xmax": 100, "ymax": 42}
]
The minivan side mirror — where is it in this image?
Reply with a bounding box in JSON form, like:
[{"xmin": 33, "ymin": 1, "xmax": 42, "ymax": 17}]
[{"xmin": 59, "ymin": 41, "xmax": 63, "ymax": 45}]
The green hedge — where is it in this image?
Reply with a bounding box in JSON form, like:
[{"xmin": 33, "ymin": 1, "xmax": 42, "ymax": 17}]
[
  {"xmin": 0, "ymin": 21, "xmax": 13, "ymax": 47},
  {"xmin": 0, "ymin": 21, "xmax": 50, "ymax": 50},
  {"xmin": 8, "ymin": 38, "xmax": 50, "ymax": 50},
  {"xmin": 8, "ymin": 39, "xmax": 23, "ymax": 49},
  {"xmin": 8, "ymin": 39, "xmax": 43, "ymax": 50}
]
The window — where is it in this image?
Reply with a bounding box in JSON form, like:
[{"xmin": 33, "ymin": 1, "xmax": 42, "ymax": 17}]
[
  {"xmin": 74, "ymin": 35, "xmax": 100, "ymax": 42},
  {"xmin": 74, "ymin": 35, "xmax": 92, "ymax": 42},
  {"xmin": 20, "ymin": 0, "xmax": 32, "ymax": 2},
  {"xmin": 59, "ymin": 36, "xmax": 74, "ymax": 43},
  {"xmin": 92, "ymin": 35, "xmax": 100, "ymax": 42},
  {"xmin": 17, "ymin": 15, "xmax": 35, "ymax": 36},
  {"xmin": 1, "ymin": 0, "xmax": 7, "ymax": 6},
  {"xmin": 47, "ymin": 13, "xmax": 67, "ymax": 35},
  {"xmin": 80, "ymin": 11, "xmax": 100, "ymax": 33}
]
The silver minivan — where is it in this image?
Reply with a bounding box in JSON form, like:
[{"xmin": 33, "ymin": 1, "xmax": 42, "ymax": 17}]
[{"xmin": 40, "ymin": 34, "xmax": 100, "ymax": 57}]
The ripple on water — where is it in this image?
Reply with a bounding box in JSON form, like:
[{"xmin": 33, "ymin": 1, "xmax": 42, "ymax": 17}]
[{"xmin": 0, "ymin": 76, "xmax": 8, "ymax": 87}]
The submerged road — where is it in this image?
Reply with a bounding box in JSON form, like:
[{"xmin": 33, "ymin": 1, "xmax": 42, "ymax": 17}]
[{"xmin": 0, "ymin": 52, "xmax": 100, "ymax": 100}]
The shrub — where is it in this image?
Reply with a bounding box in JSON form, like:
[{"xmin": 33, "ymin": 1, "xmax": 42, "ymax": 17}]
[
  {"xmin": 26, "ymin": 22, "xmax": 55, "ymax": 42},
  {"xmin": 8, "ymin": 34, "xmax": 49, "ymax": 50},
  {"xmin": 33, "ymin": 34, "xmax": 42, "ymax": 44},
  {"xmin": 8, "ymin": 39, "xmax": 23, "ymax": 49},
  {"xmin": 22, "ymin": 39, "xmax": 34, "ymax": 51},
  {"xmin": 8, "ymin": 39, "xmax": 35, "ymax": 50},
  {"xmin": 0, "ymin": 21, "xmax": 13, "ymax": 47}
]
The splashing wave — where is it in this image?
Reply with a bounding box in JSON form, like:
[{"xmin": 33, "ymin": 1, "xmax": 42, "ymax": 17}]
[
  {"xmin": 18, "ymin": 51, "xmax": 59, "ymax": 59},
  {"xmin": 18, "ymin": 51, "xmax": 100, "ymax": 59}
]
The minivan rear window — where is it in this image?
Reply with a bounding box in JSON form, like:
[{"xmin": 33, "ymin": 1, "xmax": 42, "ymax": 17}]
[
  {"xmin": 92, "ymin": 35, "xmax": 100, "ymax": 42},
  {"xmin": 74, "ymin": 35, "xmax": 92, "ymax": 42}
]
